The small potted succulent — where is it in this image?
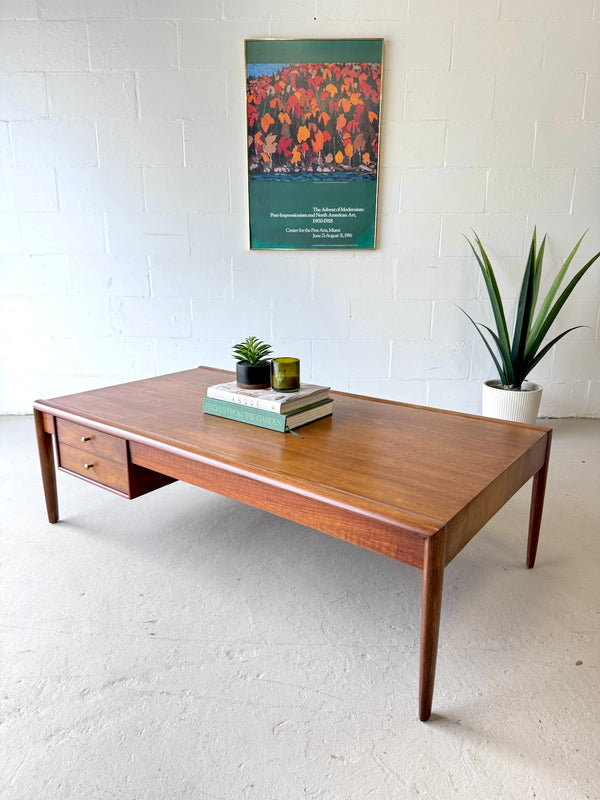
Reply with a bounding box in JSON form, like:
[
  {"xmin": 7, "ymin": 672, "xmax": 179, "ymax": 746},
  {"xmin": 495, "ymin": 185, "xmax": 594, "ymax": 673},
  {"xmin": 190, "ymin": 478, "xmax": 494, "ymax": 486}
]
[
  {"xmin": 460, "ymin": 228, "xmax": 600, "ymax": 423},
  {"xmin": 232, "ymin": 335, "xmax": 273, "ymax": 389}
]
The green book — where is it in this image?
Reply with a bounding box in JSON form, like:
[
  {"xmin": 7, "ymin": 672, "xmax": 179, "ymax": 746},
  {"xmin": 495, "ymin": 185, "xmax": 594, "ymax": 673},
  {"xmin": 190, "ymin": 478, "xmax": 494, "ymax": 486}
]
[{"xmin": 203, "ymin": 396, "xmax": 333, "ymax": 432}]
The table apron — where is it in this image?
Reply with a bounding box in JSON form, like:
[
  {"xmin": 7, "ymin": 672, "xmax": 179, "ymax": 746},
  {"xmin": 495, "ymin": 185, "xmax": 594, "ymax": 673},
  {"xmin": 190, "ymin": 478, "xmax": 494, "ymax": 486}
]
[
  {"xmin": 129, "ymin": 440, "xmax": 428, "ymax": 569},
  {"xmin": 443, "ymin": 435, "xmax": 550, "ymax": 565}
]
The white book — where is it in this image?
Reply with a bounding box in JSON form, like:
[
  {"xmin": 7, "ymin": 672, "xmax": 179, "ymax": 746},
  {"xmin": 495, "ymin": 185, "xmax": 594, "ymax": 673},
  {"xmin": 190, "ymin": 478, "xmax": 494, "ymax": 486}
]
[{"xmin": 206, "ymin": 380, "xmax": 330, "ymax": 413}]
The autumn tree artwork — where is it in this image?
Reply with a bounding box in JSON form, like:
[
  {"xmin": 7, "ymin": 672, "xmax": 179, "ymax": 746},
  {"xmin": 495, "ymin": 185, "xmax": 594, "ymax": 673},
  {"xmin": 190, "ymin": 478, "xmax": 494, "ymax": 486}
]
[{"xmin": 247, "ymin": 60, "xmax": 381, "ymax": 181}]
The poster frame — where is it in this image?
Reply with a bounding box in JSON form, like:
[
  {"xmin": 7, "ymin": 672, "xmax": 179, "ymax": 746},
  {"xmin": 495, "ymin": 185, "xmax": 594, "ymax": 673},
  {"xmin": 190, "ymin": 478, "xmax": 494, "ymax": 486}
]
[{"xmin": 244, "ymin": 38, "xmax": 384, "ymax": 251}]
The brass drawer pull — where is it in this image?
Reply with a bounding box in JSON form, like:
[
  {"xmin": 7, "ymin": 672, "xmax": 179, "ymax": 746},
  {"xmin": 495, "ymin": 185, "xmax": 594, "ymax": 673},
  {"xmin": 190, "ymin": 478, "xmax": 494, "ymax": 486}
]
[
  {"xmin": 84, "ymin": 463, "xmax": 94, "ymax": 470},
  {"xmin": 81, "ymin": 436, "xmax": 91, "ymax": 443}
]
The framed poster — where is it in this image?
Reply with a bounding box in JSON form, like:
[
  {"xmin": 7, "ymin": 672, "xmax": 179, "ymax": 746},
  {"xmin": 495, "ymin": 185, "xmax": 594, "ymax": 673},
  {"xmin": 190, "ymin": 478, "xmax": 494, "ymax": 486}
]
[{"xmin": 245, "ymin": 38, "xmax": 383, "ymax": 250}]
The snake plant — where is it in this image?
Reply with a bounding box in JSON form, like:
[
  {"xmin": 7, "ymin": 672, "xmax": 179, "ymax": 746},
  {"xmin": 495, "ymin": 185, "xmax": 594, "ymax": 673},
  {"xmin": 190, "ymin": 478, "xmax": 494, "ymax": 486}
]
[
  {"xmin": 231, "ymin": 335, "xmax": 272, "ymax": 366},
  {"xmin": 460, "ymin": 229, "xmax": 600, "ymax": 390}
]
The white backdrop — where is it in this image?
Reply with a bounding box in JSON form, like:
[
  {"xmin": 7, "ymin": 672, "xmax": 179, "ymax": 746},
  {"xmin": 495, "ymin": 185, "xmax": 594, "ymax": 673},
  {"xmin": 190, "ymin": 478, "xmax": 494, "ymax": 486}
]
[{"xmin": 1, "ymin": 0, "xmax": 599, "ymax": 415}]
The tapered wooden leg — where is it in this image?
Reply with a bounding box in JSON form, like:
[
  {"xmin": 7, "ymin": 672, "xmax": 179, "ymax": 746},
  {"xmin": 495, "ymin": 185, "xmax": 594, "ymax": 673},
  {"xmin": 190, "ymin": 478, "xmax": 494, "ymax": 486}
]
[
  {"xmin": 34, "ymin": 408, "xmax": 59, "ymax": 523},
  {"xmin": 419, "ymin": 531, "xmax": 445, "ymax": 721},
  {"xmin": 527, "ymin": 431, "xmax": 552, "ymax": 569}
]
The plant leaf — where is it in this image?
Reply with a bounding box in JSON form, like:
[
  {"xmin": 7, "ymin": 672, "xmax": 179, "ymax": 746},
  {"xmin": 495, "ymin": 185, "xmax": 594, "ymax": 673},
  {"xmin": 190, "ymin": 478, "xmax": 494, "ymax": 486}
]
[
  {"xmin": 525, "ymin": 249, "xmax": 600, "ymax": 362},
  {"xmin": 511, "ymin": 232, "xmax": 538, "ymax": 371},
  {"xmin": 465, "ymin": 234, "xmax": 511, "ymax": 358},
  {"xmin": 458, "ymin": 306, "xmax": 512, "ymax": 385},
  {"xmin": 521, "ymin": 326, "xmax": 584, "ymax": 380},
  {"xmin": 528, "ymin": 231, "xmax": 586, "ymax": 345},
  {"xmin": 529, "ymin": 230, "xmax": 546, "ymax": 329}
]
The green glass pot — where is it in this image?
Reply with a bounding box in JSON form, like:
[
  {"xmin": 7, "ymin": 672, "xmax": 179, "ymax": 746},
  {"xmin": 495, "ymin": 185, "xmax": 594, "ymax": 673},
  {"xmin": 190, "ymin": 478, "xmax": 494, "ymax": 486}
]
[{"xmin": 271, "ymin": 357, "xmax": 300, "ymax": 392}]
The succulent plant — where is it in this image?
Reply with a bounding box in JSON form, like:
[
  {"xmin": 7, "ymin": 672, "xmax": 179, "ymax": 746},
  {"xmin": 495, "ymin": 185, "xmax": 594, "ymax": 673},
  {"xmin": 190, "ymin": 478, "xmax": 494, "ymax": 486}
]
[{"xmin": 231, "ymin": 336, "xmax": 273, "ymax": 366}]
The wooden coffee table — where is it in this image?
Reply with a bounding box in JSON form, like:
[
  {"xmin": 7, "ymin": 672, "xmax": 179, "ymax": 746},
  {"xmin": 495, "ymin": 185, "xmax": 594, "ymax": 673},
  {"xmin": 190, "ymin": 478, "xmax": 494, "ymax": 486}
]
[{"xmin": 33, "ymin": 367, "xmax": 552, "ymax": 721}]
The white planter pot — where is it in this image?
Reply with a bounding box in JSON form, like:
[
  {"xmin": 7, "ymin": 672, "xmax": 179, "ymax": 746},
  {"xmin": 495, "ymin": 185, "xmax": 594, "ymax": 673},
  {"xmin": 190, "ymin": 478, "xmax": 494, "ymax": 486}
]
[{"xmin": 481, "ymin": 380, "xmax": 543, "ymax": 425}]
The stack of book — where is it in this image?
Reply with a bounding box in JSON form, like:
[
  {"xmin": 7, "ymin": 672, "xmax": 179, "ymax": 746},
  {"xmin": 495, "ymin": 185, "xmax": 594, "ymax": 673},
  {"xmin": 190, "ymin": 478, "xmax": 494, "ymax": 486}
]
[{"xmin": 203, "ymin": 380, "xmax": 333, "ymax": 432}]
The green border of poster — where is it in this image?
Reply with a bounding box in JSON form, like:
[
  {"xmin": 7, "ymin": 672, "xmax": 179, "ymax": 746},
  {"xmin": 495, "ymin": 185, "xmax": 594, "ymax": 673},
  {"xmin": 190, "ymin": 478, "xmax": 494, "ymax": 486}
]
[{"xmin": 245, "ymin": 39, "xmax": 383, "ymax": 250}]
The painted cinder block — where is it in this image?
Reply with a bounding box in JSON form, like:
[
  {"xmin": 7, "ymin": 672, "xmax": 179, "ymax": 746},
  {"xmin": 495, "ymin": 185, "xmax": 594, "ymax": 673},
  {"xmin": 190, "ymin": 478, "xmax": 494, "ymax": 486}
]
[
  {"xmin": 493, "ymin": 72, "xmax": 586, "ymax": 122},
  {"xmin": 139, "ymin": 70, "xmax": 227, "ymax": 121},
  {"xmin": 151, "ymin": 254, "xmax": 232, "ymax": 299},
  {"xmin": 486, "ymin": 168, "xmax": 575, "ymax": 213},
  {"xmin": 191, "ymin": 298, "xmax": 271, "ymax": 345},
  {"xmin": 379, "ymin": 212, "xmax": 441, "ymax": 259},
  {"xmin": 534, "ymin": 122, "xmax": 600, "ymax": 168},
  {"xmin": 0, "ymin": 0, "xmax": 37, "ymax": 17},
  {"xmin": 0, "ymin": 254, "xmax": 69, "ymax": 295},
  {"xmin": 97, "ymin": 120, "xmax": 184, "ymax": 167},
  {"xmin": 350, "ymin": 298, "xmax": 432, "ymax": 341},
  {"xmin": 314, "ymin": 256, "xmax": 395, "ymax": 300},
  {"xmin": 439, "ymin": 212, "xmax": 526, "ymax": 258},
  {"xmin": 401, "ymin": 168, "xmax": 487, "ymax": 213},
  {"xmin": 445, "ymin": 121, "xmax": 534, "ymax": 167},
  {"xmin": 312, "ymin": 339, "xmax": 390, "ymax": 380},
  {"xmin": 11, "ymin": 120, "xmax": 98, "ymax": 167},
  {"xmin": 391, "ymin": 340, "xmax": 471, "ymax": 381},
  {"xmin": 396, "ymin": 257, "xmax": 476, "ymax": 301},
  {"xmin": 189, "ymin": 213, "xmax": 247, "ymax": 258},
  {"xmin": 272, "ymin": 299, "xmax": 351, "ymax": 341},
  {"xmin": 0, "ymin": 167, "xmax": 58, "ymax": 212},
  {"xmin": 380, "ymin": 121, "xmax": 445, "ymax": 168},
  {"xmin": 144, "ymin": 167, "xmax": 229, "ymax": 214},
  {"xmin": 184, "ymin": 120, "xmax": 239, "ymax": 166},
  {"xmin": 131, "ymin": 0, "xmax": 220, "ymax": 18},
  {"xmin": 0, "ymin": 73, "xmax": 46, "ymax": 120},
  {"xmin": 538, "ymin": 379, "xmax": 590, "ymax": 418},
  {"xmin": 500, "ymin": 0, "xmax": 595, "ymax": 20},
  {"xmin": 587, "ymin": 381, "xmax": 600, "ymax": 416},
  {"xmin": 348, "ymin": 376, "xmax": 428, "ymax": 406},
  {"xmin": 0, "ymin": 334, "xmax": 77, "ymax": 377},
  {"xmin": 31, "ymin": 294, "xmax": 112, "ymax": 337},
  {"xmin": 106, "ymin": 212, "xmax": 190, "ymax": 256},
  {"xmin": 408, "ymin": 0, "xmax": 500, "ymax": 20},
  {"xmin": 57, "ymin": 167, "xmax": 144, "ymax": 213},
  {"xmin": 544, "ymin": 21, "xmax": 600, "ymax": 71},
  {"xmin": 452, "ymin": 21, "xmax": 545, "ymax": 70},
  {"xmin": 48, "ymin": 72, "xmax": 137, "ymax": 119},
  {"xmin": 75, "ymin": 335, "xmax": 157, "ymax": 377},
  {"xmin": 88, "ymin": 20, "xmax": 178, "ymax": 69},
  {"xmin": 181, "ymin": 20, "xmax": 268, "ymax": 69},
  {"xmin": 38, "ymin": 0, "xmax": 131, "ymax": 19},
  {"xmin": 572, "ymin": 169, "xmax": 600, "ymax": 215},
  {"xmin": 68, "ymin": 255, "xmax": 150, "ymax": 297},
  {"xmin": 110, "ymin": 297, "xmax": 192, "ymax": 338},
  {"xmin": 232, "ymin": 252, "xmax": 312, "ymax": 301},
  {"xmin": 0, "ymin": 21, "xmax": 88, "ymax": 70},
  {"xmin": 0, "ymin": 296, "xmax": 34, "ymax": 335},
  {"xmin": 404, "ymin": 71, "xmax": 495, "ymax": 121},
  {"xmin": 0, "ymin": 213, "xmax": 21, "ymax": 254},
  {"xmin": 427, "ymin": 378, "xmax": 482, "ymax": 414},
  {"xmin": 363, "ymin": 21, "xmax": 451, "ymax": 71},
  {"xmin": 20, "ymin": 211, "xmax": 106, "ymax": 255},
  {"xmin": 584, "ymin": 74, "xmax": 600, "ymax": 121},
  {"xmin": 1, "ymin": 123, "xmax": 12, "ymax": 166}
]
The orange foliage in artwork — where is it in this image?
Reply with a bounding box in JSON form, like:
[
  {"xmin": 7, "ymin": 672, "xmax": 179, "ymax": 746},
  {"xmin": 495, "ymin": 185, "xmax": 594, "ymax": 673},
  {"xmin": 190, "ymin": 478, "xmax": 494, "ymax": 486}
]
[{"xmin": 246, "ymin": 60, "xmax": 381, "ymax": 176}]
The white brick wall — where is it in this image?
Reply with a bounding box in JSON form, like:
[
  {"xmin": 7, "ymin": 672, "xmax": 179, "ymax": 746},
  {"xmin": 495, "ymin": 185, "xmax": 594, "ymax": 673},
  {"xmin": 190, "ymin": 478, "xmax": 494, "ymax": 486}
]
[{"xmin": 1, "ymin": 0, "xmax": 599, "ymax": 416}]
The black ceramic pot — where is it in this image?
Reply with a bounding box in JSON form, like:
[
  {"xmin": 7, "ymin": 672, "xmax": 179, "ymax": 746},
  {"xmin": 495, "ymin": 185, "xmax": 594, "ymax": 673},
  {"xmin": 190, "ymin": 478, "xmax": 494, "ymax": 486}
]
[{"xmin": 235, "ymin": 361, "xmax": 271, "ymax": 389}]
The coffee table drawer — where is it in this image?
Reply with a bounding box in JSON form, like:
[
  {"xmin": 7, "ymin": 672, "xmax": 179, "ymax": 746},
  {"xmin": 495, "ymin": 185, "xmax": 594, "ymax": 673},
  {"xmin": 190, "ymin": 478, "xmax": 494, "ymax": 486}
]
[
  {"xmin": 56, "ymin": 419, "xmax": 126, "ymax": 464},
  {"xmin": 58, "ymin": 441, "xmax": 129, "ymax": 494}
]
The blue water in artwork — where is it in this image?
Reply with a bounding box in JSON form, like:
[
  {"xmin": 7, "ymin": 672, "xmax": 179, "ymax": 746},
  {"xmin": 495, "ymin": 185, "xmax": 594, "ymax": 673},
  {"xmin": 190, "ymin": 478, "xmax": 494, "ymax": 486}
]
[{"xmin": 250, "ymin": 171, "xmax": 376, "ymax": 183}]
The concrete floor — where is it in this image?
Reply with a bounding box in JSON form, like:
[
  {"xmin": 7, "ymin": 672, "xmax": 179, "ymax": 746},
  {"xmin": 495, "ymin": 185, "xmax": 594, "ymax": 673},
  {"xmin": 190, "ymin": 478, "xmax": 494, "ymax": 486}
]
[{"xmin": 1, "ymin": 415, "xmax": 599, "ymax": 800}]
